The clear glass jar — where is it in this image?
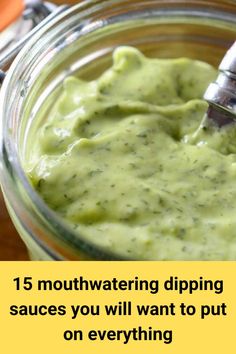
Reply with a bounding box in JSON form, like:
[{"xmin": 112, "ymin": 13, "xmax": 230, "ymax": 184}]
[{"xmin": 1, "ymin": 0, "xmax": 236, "ymax": 260}]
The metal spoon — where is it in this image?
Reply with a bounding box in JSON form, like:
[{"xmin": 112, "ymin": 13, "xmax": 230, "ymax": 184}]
[{"xmin": 204, "ymin": 41, "xmax": 236, "ymax": 127}]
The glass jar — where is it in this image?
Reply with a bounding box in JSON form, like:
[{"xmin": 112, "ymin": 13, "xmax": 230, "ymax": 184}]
[{"xmin": 1, "ymin": 0, "xmax": 236, "ymax": 260}]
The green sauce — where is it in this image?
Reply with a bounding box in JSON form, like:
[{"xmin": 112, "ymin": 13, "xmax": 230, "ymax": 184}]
[{"xmin": 27, "ymin": 46, "xmax": 236, "ymax": 260}]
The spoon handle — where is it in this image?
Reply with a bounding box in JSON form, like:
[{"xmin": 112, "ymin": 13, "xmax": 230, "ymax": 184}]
[{"xmin": 204, "ymin": 42, "xmax": 236, "ymax": 126}]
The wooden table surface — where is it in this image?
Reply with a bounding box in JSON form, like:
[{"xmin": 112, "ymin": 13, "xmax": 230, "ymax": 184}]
[
  {"xmin": 0, "ymin": 193, "xmax": 28, "ymax": 260},
  {"xmin": 0, "ymin": 0, "xmax": 76, "ymax": 261}
]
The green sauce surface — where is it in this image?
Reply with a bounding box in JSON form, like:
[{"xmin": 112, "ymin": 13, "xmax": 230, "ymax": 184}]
[{"xmin": 27, "ymin": 46, "xmax": 236, "ymax": 260}]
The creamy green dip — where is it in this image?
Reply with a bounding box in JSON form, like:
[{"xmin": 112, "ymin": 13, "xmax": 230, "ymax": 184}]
[{"xmin": 27, "ymin": 46, "xmax": 236, "ymax": 260}]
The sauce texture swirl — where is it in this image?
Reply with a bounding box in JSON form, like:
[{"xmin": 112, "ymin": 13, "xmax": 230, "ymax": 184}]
[{"xmin": 27, "ymin": 46, "xmax": 236, "ymax": 260}]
